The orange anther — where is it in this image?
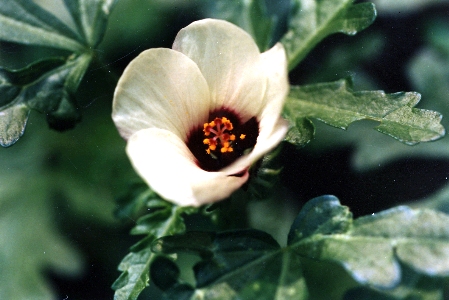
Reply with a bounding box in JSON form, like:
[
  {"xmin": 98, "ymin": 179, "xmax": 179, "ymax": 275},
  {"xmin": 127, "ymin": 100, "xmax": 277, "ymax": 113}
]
[{"xmin": 202, "ymin": 116, "xmax": 244, "ymax": 155}]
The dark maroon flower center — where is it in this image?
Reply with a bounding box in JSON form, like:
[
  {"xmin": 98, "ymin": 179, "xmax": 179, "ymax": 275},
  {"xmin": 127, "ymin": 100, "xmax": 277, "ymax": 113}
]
[{"xmin": 186, "ymin": 108, "xmax": 259, "ymax": 172}]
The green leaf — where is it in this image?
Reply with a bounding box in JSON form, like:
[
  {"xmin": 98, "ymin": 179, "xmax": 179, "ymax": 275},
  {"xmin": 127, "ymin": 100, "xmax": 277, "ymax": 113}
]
[
  {"xmin": 112, "ymin": 201, "xmax": 197, "ymax": 300},
  {"xmin": 0, "ymin": 104, "xmax": 30, "ymax": 147},
  {"xmin": 292, "ymin": 196, "xmax": 449, "ymax": 288},
  {"xmin": 0, "ymin": 58, "xmax": 67, "ymax": 147},
  {"xmin": 65, "ymin": 51, "xmax": 94, "ymax": 92},
  {"xmin": 344, "ymin": 267, "xmax": 444, "ymax": 300},
  {"xmin": 0, "ymin": 57, "xmax": 66, "ymax": 88},
  {"xmin": 114, "ymin": 182, "xmax": 156, "ymax": 222},
  {"xmin": 63, "ymin": 0, "xmax": 119, "ymax": 47},
  {"xmin": 151, "ymin": 196, "xmax": 449, "ymax": 299},
  {"xmin": 347, "ymin": 22, "xmax": 449, "ymax": 171},
  {"xmin": 287, "ymin": 195, "xmax": 351, "ymax": 243},
  {"xmin": 0, "ymin": 0, "xmax": 117, "ymax": 50},
  {"xmin": 24, "ymin": 64, "xmax": 77, "ymax": 113},
  {"xmin": 303, "ymin": 21, "xmax": 449, "ymax": 171},
  {"xmin": 152, "ymin": 230, "xmax": 308, "ymax": 300},
  {"xmin": 281, "ymin": 0, "xmax": 376, "ymax": 70},
  {"xmin": 375, "ymin": 105, "xmax": 445, "ymax": 144},
  {"xmin": 0, "ymin": 0, "xmax": 85, "ymax": 52},
  {"xmin": 207, "ymin": 0, "xmax": 275, "ymax": 51},
  {"xmin": 283, "ymin": 118, "xmax": 315, "ymax": 148},
  {"xmin": 248, "ymin": 0, "xmax": 275, "ymax": 51},
  {"xmin": 245, "ymin": 144, "xmax": 285, "ymax": 201},
  {"xmin": 285, "ymin": 78, "xmax": 445, "ymax": 145},
  {"xmin": 0, "ymin": 54, "xmax": 94, "ymax": 146},
  {"xmin": 0, "ymin": 0, "xmax": 118, "ymax": 145},
  {"xmin": 150, "ymin": 256, "xmax": 195, "ymax": 298}
]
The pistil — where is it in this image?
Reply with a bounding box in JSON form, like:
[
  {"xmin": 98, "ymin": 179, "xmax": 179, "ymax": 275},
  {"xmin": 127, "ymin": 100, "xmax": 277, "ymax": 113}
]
[{"xmin": 203, "ymin": 117, "xmax": 245, "ymax": 155}]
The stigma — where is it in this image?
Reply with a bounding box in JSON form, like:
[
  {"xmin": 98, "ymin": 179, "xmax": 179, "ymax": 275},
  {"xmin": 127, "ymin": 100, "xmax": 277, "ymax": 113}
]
[{"xmin": 203, "ymin": 117, "xmax": 245, "ymax": 155}]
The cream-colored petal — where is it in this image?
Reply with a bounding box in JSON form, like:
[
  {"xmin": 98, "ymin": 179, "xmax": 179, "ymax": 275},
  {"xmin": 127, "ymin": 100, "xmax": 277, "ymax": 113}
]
[
  {"xmin": 257, "ymin": 43, "xmax": 289, "ymax": 131},
  {"xmin": 221, "ymin": 43, "xmax": 289, "ymax": 175},
  {"xmin": 112, "ymin": 48, "xmax": 210, "ymax": 140},
  {"xmin": 172, "ymin": 19, "xmax": 266, "ymax": 121},
  {"xmin": 222, "ymin": 117, "xmax": 289, "ymax": 175},
  {"xmin": 127, "ymin": 128, "xmax": 249, "ymax": 207}
]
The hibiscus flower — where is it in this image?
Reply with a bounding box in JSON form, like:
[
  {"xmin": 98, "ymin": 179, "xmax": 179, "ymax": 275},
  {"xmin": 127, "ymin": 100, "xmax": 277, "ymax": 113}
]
[{"xmin": 112, "ymin": 19, "xmax": 289, "ymax": 207}]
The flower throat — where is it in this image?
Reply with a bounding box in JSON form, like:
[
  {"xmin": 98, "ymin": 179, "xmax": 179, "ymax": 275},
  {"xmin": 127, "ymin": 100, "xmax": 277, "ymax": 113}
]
[
  {"xmin": 187, "ymin": 109, "xmax": 259, "ymax": 172},
  {"xmin": 203, "ymin": 117, "xmax": 246, "ymax": 155}
]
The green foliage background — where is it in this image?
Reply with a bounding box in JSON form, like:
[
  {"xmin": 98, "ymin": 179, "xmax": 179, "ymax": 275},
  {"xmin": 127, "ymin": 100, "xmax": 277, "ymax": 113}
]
[{"xmin": 1, "ymin": 0, "xmax": 449, "ymax": 299}]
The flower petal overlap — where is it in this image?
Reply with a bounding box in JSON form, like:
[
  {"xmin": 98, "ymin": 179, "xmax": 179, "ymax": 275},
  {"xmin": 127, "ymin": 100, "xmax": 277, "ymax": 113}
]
[{"xmin": 112, "ymin": 19, "xmax": 289, "ymax": 206}]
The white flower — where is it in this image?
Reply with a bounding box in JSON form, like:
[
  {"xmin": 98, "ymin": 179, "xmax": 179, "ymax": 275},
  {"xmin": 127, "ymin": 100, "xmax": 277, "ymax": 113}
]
[{"xmin": 112, "ymin": 19, "xmax": 289, "ymax": 207}]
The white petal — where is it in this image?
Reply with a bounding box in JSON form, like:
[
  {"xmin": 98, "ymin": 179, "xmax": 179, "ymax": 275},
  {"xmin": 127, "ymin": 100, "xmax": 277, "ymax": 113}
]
[
  {"xmin": 112, "ymin": 48, "xmax": 210, "ymax": 140},
  {"xmin": 222, "ymin": 44, "xmax": 289, "ymax": 175},
  {"xmin": 127, "ymin": 128, "xmax": 250, "ymax": 207},
  {"xmin": 258, "ymin": 43, "xmax": 290, "ymax": 131},
  {"xmin": 172, "ymin": 19, "xmax": 266, "ymax": 121}
]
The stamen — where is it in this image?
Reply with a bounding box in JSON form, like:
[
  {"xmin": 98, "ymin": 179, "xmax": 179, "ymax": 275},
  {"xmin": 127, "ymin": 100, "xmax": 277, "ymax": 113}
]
[{"xmin": 203, "ymin": 116, "xmax": 244, "ymax": 155}]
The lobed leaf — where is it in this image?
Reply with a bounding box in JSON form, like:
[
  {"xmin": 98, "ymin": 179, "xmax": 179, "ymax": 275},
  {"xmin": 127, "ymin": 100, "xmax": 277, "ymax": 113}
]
[
  {"xmin": 0, "ymin": 104, "xmax": 30, "ymax": 147},
  {"xmin": 0, "ymin": 0, "xmax": 84, "ymax": 52},
  {"xmin": 152, "ymin": 230, "xmax": 308, "ymax": 300},
  {"xmin": 283, "ymin": 118, "xmax": 315, "ymax": 148},
  {"xmin": 0, "ymin": 58, "xmax": 64, "ymax": 147},
  {"xmin": 63, "ymin": 0, "xmax": 118, "ymax": 47},
  {"xmin": 341, "ymin": 26, "xmax": 449, "ymax": 171},
  {"xmin": 0, "ymin": 0, "xmax": 117, "ymax": 146},
  {"xmin": 112, "ymin": 200, "xmax": 197, "ymax": 300},
  {"xmin": 344, "ymin": 273, "xmax": 444, "ymax": 300},
  {"xmin": 114, "ymin": 183, "xmax": 159, "ymax": 222},
  {"xmin": 291, "ymin": 196, "xmax": 449, "ymax": 288},
  {"xmin": 376, "ymin": 105, "xmax": 445, "ymax": 146},
  {"xmin": 0, "ymin": 0, "xmax": 117, "ymax": 51},
  {"xmin": 284, "ymin": 78, "xmax": 445, "ymax": 145},
  {"xmin": 287, "ymin": 195, "xmax": 351, "ymax": 243},
  {"xmin": 281, "ymin": 0, "xmax": 376, "ymax": 70},
  {"xmin": 151, "ymin": 196, "xmax": 449, "ymax": 299},
  {"xmin": 0, "ymin": 56, "xmax": 93, "ymax": 146},
  {"xmin": 150, "ymin": 256, "xmax": 195, "ymax": 298},
  {"xmin": 245, "ymin": 144, "xmax": 285, "ymax": 201}
]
